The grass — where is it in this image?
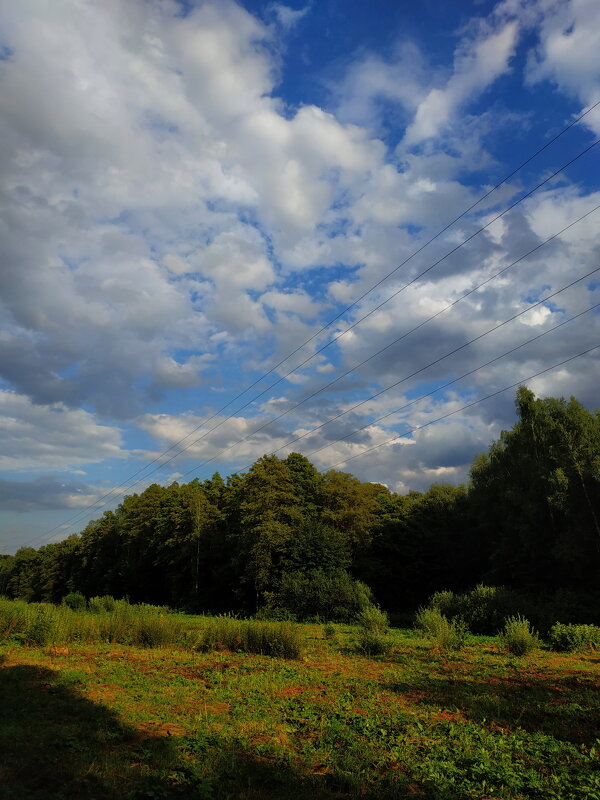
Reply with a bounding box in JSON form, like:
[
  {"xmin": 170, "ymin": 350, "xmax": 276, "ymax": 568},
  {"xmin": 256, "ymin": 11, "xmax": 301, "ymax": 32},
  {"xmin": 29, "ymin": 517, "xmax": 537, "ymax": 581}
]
[
  {"xmin": 196, "ymin": 616, "xmax": 303, "ymax": 659},
  {"xmin": 0, "ymin": 614, "xmax": 598, "ymax": 799}
]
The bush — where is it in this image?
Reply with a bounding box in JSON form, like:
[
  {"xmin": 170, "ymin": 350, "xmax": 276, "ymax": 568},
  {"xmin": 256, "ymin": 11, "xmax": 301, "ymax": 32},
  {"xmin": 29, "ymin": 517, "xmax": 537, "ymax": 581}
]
[
  {"xmin": 548, "ymin": 622, "xmax": 600, "ymax": 652},
  {"xmin": 357, "ymin": 629, "xmax": 391, "ymax": 656},
  {"xmin": 24, "ymin": 605, "xmax": 56, "ymax": 645},
  {"xmin": 426, "ymin": 585, "xmax": 600, "ymax": 636},
  {"xmin": 0, "ymin": 598, "xmax": 29, "ymax": 638},
  {"xmin": 88, "ymin": 595, "xmax": 116, "ymax": 613},
  {"xmin": 323, "ymin": 623, "xmax": 336, "ymax": 639},
  {"xmin": 198, "ymin": 616, "xmax": 302, "ymax": 659},
  {"xmin": 415, "ymin": 607, "xmax": 469, "ymax": 652},
  {"xmin": 428, "ymin": 585, "xmax": 520, "ymax": 635},
  {"xmin": 355, "ymin": 604, "xmax": 391, "ymax": 656},
  {"xmin": 500, "ymin": 616, "xmax": 540, "ymax": 656},
  {"xmin": 254, "ymin": 606, "xmax": 297, "ymax": 622},
  {"xmin": 355, "ymin": 605, "xmax": 389, "ymax": 633},
  {"xmin": 62, "ymin": 592, "xmax": 87, "ymax": 611},
  {"xmin": 269, "ymin": 569, "xmax": 373, "ymax": 622},
  {"xmin": 0, "ymin": 597, "xmax": 186, "ymax": 648}
]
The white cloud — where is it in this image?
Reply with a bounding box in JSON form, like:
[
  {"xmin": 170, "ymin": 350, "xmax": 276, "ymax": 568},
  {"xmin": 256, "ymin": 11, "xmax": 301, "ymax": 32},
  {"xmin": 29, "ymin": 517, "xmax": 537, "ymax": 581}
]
[
  {"xmin": 270, "ymin": 3, "xmax": 310, "ymax": 30},
  {"xmin": 0, "ymin": 475, "xmax": 116, "ymax": 512},
  {"xmin": 0, "ymin": 391, "xmax": 125, "ymax": 470},
  {"xmin": 404, "ymin": 20, "xmax": 518, "ymax": 145},
  {"xmin": 0, "ymin": 0, "xmax": 598, "ymax": 524},
  {"xmin": 524, "ymin": 0, "xmax": 600, "ymax": 134}
]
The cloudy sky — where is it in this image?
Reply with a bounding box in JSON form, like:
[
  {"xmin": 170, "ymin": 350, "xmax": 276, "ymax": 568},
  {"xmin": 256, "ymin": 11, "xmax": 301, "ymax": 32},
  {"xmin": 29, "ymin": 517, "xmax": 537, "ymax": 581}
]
[{"xmin": 1, "ymin": 0, "xmax": 599, "ymax": 553}]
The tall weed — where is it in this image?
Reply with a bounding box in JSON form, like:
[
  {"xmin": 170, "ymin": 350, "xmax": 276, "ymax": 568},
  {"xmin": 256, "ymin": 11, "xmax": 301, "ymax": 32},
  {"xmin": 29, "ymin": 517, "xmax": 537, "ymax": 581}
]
[
  {"xmin": 548, "ymin": 622, "xmax": 600, "ymax": 652},
  {"xmin": 415, "ymin": 607, "xmax": 469, "ymax": 652},
  {"xmin": 0, "ymin": 597, "xmax": 186, "ymax": 648},
  {"xmin": 198, "ymin": 616, "xmax": 302, "ymax": 659},
  {"xmin": 355, "ymin": 604, "xmax": 391, "ymax": 656},
  {"xmin": 500, "ymin": 616, "xmax": 540, "ymax": 656}
]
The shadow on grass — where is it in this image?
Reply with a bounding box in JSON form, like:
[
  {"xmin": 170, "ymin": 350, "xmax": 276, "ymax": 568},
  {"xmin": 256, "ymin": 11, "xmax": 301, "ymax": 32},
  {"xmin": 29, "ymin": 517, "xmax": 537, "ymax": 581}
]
[
  {"xmin": 386, "ymin": 665, "xmax": 600, "ymax": 744},
  {"xmin": 0, "ymin": 654, "xmax": 386, "ymax": 800},
  {"xmin": 0, "ymin": 654, "xmax": 182, "ymax": 800}
]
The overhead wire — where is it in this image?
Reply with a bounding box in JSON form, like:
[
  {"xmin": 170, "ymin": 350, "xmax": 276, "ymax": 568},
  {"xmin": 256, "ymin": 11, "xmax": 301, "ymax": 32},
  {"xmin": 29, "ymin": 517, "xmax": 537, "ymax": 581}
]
[
  {"xmin": 248, "ymin": 300, "xmax": 600, "ymax": 469},
  {"xmin": 323, "ymin": 344, "xmax": 600, "ymax": 471},
  {"xmin": 223, "ymin": 266, "xmax": 600, "ymax": 473},
  {"xmin": 14, "ymin": 109, "xmax": 600, "ymax": 548},
  {"xmin": 20, "ymin": 179, "xmax": 600, "ymax": 549},
  {"xmin": 107, "ymin": 206, "xmax": 600, "ymax": 483},
  {"xmin": 22, "ymin": 196, "xmax": 599, "ymax": 550}
]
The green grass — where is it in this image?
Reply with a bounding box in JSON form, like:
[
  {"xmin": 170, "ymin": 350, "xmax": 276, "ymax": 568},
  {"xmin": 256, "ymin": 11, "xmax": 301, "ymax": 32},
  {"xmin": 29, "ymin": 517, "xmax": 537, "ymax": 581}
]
[
  {"xmin": 0, "ymin": 612, "xmax": 598, "ymax": 799},
  {"xmin": 196, "ymin": 616, "xmax": 303, "ymax": 659}
]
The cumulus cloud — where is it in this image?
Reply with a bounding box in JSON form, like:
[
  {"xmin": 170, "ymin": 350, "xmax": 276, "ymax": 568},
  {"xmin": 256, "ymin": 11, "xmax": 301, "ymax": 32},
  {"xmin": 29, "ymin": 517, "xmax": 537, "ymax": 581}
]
[
  {"xmin": 0, "ymin": 0, "xmax": 598, "ymax": 544},
  {"xmin": 524, "ymin": 0, "xmax": 600, "ymax": 135},
  {"xmin": 403, "ymin": 20, "xmax": 518, "ymax": 146},
  {"xmin": 0, "ymin": 391, "xmax": 125, "ymax": 470},
  {"xmin": 270, "ymin": 3, "xmax": 310, "ymax": 30},
  {"xmin": 0, "ymin": 475, "xmax": 111, "ymax": 512}
]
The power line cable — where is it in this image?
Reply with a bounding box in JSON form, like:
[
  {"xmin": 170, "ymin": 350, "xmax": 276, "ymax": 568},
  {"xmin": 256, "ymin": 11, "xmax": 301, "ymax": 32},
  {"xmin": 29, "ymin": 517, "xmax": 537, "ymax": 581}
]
[
  {"xmin": 228, "ymin": 269, "xmax": 600, "ymax": 473},
  {"xmin": 212, "ymin": 205, "xmax": 600, "ymax": 463},
  {"xmin": 17, "ymin": 120, "xmax": 600, "ymax": 547},
  {"xmin": 71, "ymin": 138, "xmax": 600, "ymax": 498},
  {"xmin": 322, "ymin": 344, "xmax": 600, "ymax": 471},
  {"xmin": 20, "ymin": 196, "xmax": 599, "ymax": 549},
  {"xmin": 253, "ymin": 300, "xmax": 600, "ymax": 468}
]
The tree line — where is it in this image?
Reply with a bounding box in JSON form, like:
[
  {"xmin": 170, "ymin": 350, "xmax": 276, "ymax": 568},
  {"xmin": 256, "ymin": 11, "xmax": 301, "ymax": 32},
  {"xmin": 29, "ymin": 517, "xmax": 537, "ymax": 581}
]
[{"xmin": 1, "ymin": 388, "xmax": 599, "ymax": 619}]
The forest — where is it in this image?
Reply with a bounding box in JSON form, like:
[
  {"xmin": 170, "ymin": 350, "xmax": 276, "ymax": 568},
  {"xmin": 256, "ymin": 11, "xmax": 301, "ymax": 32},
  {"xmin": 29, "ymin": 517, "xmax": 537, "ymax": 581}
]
[{"xmin": 2, "ymin": 387, "xmax": 599, "ymax": 622}]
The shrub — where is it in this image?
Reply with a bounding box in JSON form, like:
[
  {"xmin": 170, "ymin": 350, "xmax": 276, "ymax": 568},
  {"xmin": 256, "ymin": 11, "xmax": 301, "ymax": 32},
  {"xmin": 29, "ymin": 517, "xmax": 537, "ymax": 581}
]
[
  {"xmin": 425, "ymin": 585, "xmax": 600, "ymax": 636},
  {"xmin": 500, "ymin": 616, "xmax": 540, "ymax": 656},
  {"xmin": 0, "ymin": 597, "xmax": 187, "ymax": 648},
  {"xmin": 0, "ymin": 598, "xmax": 29, "ymax": 638},
  {"xmin": 428, "ymin": 585, "xmax": 520, "ymax": 635},
  {"xmin": 357, "ymin": 629, "xmax": 391, "ymax": 656},
  {"xmin": 24, "ymin": 605, "xmax": 56, "ymax": 645},
  {"xmin": 62, "ymin": 592, "xmax": 87, "ymax": 611},
  {"xmin": 355, "ymin": 604, "xmax": 389, "ymax": 633},
  {"xmin": 198, "ymin": 616, "xmax": 302, "ymax": 659},
  {"xmin": 269, "ymin": 569, "xmax": 373, "ymax": 622},
  {"xmin": 548, "ymin": 622, "xmax": 600, "ymax": 652},
  {"xmin": 87, "ymin": 595, "xmax": 117, "ymax": 614},
  {"xmin": 415, "ymin": 607, "xmax": 469, "ymax": 652},
  {"xmin": 254, "ymin": 606, "xmax": 297, "ymax": 622},
  {"xmin": 355, "ymin": 604, "xmax": 391, "ymax": 656},
  {"xmin": 323, "ymin": 623, "xmax": 336, "ymax": 639}
]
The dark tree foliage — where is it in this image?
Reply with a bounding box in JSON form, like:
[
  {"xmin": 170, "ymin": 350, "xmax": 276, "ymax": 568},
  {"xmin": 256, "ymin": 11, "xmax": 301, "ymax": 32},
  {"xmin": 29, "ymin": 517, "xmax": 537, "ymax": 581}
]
[
  {"xmin": 359, "ymin": 484, "xmax": 477, "ymax": 609},
  {"xmin": 2, "ymin": 392, "xmax": 598, "ymax": 617},
  {"xmin": 470, "ymin": 387, "xmax": 600, "ymax": 590}
]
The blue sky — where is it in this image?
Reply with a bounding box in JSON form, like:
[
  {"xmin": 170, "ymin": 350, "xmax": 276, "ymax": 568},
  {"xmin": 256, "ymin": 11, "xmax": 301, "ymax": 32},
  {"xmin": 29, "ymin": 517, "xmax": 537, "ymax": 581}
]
[{"xmin": 1, "ymin": 0, "xmax": 599, "ymax": 553}]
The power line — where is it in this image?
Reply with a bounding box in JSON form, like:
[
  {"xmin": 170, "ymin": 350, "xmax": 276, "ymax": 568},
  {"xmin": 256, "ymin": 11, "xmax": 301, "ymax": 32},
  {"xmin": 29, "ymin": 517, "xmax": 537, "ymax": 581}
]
[
  {"xmin": 19, "ymin": 195, "xmax": 599, "ymax": 550},
  {"xmin": 262, "ymin": 301, "xmax": 600, "ymax": 467},
  {"xmin": 125, "ymin": 214, "xmax": 600, "ymax": 482},
  {"xmin": 212, "ymin": 206, "xmax": 600, "ymax": 466},
  {"xmin": 16, "ymin": 117, "xmax": 600, "ymax": 548},
  {"xmin": 323, "ymin": 344, "xmax": 600, "ymax": 471},
  {"xmin": 229, "ymin": 269, "xmax": 600, "ymax": 474},
  {"xmin": 119, "ymin": 262, "xmax": 597, "ymax": 488},
  {"xmin": 71, "ymin": 138, "xmax": 600, "ymax": 497}
]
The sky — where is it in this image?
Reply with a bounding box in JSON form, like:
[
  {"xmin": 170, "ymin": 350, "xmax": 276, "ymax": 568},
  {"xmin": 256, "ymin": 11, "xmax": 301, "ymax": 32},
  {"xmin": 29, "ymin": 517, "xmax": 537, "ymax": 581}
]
[{"xmin": 1, "ymin": 0, "xmax": 599, "ymax": 554}]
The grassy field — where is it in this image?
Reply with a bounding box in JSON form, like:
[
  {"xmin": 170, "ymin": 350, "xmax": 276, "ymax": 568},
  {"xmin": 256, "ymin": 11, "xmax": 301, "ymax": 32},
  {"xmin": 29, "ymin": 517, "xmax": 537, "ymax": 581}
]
[{"xmin": 1, "ymin": 619, "xmax": 598, "ymax": 800}]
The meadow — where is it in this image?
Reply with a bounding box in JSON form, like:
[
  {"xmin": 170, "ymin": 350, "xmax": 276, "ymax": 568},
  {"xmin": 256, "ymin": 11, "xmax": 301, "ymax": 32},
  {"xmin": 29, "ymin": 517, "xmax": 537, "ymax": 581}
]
[{"xmin": 0, "ymin": 603, "xmax": 598, "ymax": 800}]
